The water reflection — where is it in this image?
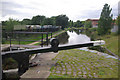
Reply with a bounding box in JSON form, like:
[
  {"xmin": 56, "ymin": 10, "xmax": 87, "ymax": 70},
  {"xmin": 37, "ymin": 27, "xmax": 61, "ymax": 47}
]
[
  {"xmin": 55, "ymin": 32, "xmax": 69, "ymax": 44},
  {"xmin": 44, "ymin": 30, "xmax": 91, "ymax": 46},
  {"xmin": 56, "ymin": 30, "xmax": 91, "ymax": 46},
  {"xmin": 69, "ymin": 29, "xmax": 83, "ymax": 35}
]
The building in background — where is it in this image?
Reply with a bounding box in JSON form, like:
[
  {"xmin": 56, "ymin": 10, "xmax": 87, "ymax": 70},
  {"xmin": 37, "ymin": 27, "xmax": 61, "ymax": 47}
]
[
  {"xmin": 86, "ymin": 19, "xmax": 118, "ymax": 32},
  {"xmin": 86, "ymin": 19, "xmax": 99, "ymax": 28}
]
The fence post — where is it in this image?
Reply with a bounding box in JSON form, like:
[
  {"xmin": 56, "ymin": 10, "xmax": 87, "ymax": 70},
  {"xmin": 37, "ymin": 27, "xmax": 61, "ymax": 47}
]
[
  {"xmin": 18, "ymin": 34, "xmax": 20, "ymax": 47},
  {"xmin": 10, "ymin": 34, "xmax": 12, "ymax": 51},
  {"xmin": 5, "ymin": 30, "xmax": 8, "ymax": 40},
  {"xmin": 51, "ymin": 32, "xmax": 52, "ymax": 38},
  {"xmin": 41, "ymin": 34, "xmax": 43, "ymax": 47},
  {"xmin": 46, "ymin": 33, "xmax": 48, "ymax": 46}
]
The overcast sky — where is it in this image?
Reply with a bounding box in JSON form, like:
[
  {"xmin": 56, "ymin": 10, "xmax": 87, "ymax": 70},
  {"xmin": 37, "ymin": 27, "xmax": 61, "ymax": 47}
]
[{"xmin": 0, "ymin": 0, "xmax": 119, "ymax": 21}]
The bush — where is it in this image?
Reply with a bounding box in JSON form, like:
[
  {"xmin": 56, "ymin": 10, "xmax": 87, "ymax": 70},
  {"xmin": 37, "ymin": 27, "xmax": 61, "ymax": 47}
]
[
  {"xmin": 2, "ymin": 58, "xmax": 18, "ymax": 70},
  {"xmin": 90, "ymin": 31, "xmax": 98, "ymax": 41},
  {"xmin": 111, "ymin": 31, "xmax": 119, "ymax": 36},
  {"xmin": 2, "ymin": 38, "xmax": 6, "ymax": 44},
  {"xmin": 89, "ymin": 27, "xmax": 97, "ymax": 31}
]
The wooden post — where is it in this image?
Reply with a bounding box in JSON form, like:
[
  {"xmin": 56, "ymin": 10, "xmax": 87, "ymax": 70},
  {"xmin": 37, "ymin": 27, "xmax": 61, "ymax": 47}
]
[
  {"xmin": 18, "ymin": 34, "xmax": 20, "ymax": 46},
  {"xmin": 51, "ymin": 32, "xmax": 52, "ymax": 38},
  {"xmin": 10, "ymin": 35, "xmax": 12, "ymax": 51},
  {"xmin": 5, "ymin": 31, "xmax": 8, "ymax": 40},
  {"xmin": 6, "ymin": 32, "xmax": 8, "ymax": 40},
  {"xmin": 41, "ymin": 34, "xmax": 43, "ymax": 47},
  {"xmin": 46, "ymin": 33, "xmax": 48, "ymax": 46}
]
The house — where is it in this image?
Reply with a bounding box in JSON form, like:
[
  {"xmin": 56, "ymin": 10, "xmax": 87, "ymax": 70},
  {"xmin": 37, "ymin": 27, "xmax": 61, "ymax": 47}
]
[
  {"xmin": 86, "ymin": 19, "xmax": 99, "ymax": 28},
  {"xmin": 86, "ymin": 19, "xmax": 118, "ymax": 32}
]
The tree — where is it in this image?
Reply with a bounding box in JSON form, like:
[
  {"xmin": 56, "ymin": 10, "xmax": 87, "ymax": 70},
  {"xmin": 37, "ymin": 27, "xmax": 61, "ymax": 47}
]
[
  {"xmin": 51, "ymin": 16, "xmax": 56, "ymax": 26},
  {"xmin": 4, "ymin": 18, "xmax": 20, "ymax": 31},
  {"xmin": 31, "ymin": 15, "xmax": 45, "ymax": 25},
  {"xmin": 84, "ymin": 21, "xmax": 92, "ymax": 28},
  {"xmin": 22, "ymin": 18, "xmax": 31, "ymax": 25},
  {"xmin": 98, "ymin": 4, "xmax": 113, "ymax": 35},
  {"xmin": 43, "ymin": 18, "xmax": 54, "ymax": 25},
  {"xmin": 81, "ymin": 21, "xmax": 85, "ymax": 27},
  {"xmin": 56, "ymin": 15, "xmax": 69, "ymax": 29},
  {"xmin": 69, "ymin": 20, "xmax": 73, "ymax": 27},
  {"xmin": 75, "ymin": 20, "xmax": 82, "ymax": 27}
]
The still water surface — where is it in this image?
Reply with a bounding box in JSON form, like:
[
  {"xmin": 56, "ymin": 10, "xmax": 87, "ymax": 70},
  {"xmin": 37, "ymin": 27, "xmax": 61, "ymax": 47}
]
[
  {"xmin": 48, "ymin": 30, "xmax": 118, "ymax": 59},
  {"xmin": 55, "ymin": 30, "xmax": 91, "ymax": 46}
]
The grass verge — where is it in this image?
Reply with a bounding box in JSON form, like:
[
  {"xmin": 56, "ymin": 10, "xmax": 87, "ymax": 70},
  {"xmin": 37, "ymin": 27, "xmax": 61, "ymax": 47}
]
[
  {"xmin": 2, "ymin": 30, "xmax": 64, "ymax": 45},
  {"xmin": 100, "ymin": 34, "xmax": 118, "ymax": 55},
  {"xmin": 48, "ymin": 49, "xmax": 118, "ymax": 78}
]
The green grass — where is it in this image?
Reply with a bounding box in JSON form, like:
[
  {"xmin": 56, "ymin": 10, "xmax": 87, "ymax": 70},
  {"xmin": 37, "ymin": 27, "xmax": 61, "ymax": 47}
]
[
  {"xmin": 2, "ymin": 40, "xmax": 34, "ymax": 45},
  {"xmin": 48, "ymin": 49, "xmax": 118, "ymax": 78},
  {"xmin": 2, "ymin": 30, "xmax": 64, "ymax": 45},
  {"xmin": 2, "ymin": 33, "xmax": 48, "ymax": 44},
  {"xmin": 100, "ymin": 34, "xmax": 118, "ymax": 55},
  {"xmin": 33, "ymin": 30, "xmax": 66, "ymax": 45}
]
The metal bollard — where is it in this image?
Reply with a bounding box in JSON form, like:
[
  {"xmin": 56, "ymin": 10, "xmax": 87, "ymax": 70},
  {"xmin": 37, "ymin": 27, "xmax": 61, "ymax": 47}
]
[{"xmin": 50, "ymin": 38, "xmax": 59, "ymax": 53}]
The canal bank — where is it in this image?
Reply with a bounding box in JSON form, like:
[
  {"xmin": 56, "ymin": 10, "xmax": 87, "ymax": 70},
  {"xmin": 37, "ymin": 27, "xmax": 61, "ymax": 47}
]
[
  {"xmin": 47, "ymin": 29, "xmax": 118, "ymax": 78},
  {"xmin": 2, "ymin": 29, "xmax": 118, "ymax": 78}
]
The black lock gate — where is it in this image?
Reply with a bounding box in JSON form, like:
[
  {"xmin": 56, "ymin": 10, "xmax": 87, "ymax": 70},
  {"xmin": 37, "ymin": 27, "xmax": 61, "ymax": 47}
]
[{"xmin": 1, "ymin": 38, "xmax": 94, "ymax": 79}]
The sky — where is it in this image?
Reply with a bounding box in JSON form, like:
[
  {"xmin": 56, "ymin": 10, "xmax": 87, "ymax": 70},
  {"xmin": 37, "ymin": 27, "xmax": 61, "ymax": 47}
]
[{"xmin": 0, "ymin": 0, "xmax": 119, "ymax": 21}]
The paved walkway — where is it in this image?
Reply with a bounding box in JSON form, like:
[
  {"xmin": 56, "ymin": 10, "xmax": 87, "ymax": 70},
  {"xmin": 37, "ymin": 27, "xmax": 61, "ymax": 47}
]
[{"xmin": 20, "ymin": 52, "xmax": 58, "ymax": 78}]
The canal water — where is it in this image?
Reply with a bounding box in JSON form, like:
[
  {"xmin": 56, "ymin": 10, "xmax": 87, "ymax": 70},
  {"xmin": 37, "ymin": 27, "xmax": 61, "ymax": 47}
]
[
  {"xmin": 47, "ymin": 29, "xmax": 118, "ymax": 59},
  {"xmin": 55, "ymin": 30, "xmax": 91, "ymax": 46}
]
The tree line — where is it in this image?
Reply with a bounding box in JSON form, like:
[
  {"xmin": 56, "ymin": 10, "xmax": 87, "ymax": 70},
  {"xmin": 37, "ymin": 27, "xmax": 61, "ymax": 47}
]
[
  {"xmin": 2, "ymin": 3, "xmax": 119, "ymax": 35},
  {"xmin": 2, "ymin": 14, "xmax": 84, "ymax": 31}
]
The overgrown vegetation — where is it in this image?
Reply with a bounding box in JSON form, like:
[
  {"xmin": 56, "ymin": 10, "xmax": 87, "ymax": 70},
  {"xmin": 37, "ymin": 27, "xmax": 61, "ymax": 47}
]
[
  {"xmin": 100, "ymin": 34, "xmax": 118, "ymax": 55},
  {"xmin": 2, "ymin": 58, "xmax": 18, "ymax": 70}
]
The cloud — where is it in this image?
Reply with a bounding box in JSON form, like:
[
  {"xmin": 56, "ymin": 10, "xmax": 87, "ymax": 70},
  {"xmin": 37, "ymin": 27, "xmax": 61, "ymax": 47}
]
[
  {"xmin": 1, "ymin": 0, "xmax": 119, "ymax": 21},
  {"xmin": 2, "ymin": 1, "xmax": 24, "ymax": 16},
  {"xmin": 119, "ymin": 1, "xmax": 120, "ymax": 15},
  {"xmin": 1, "ymin": 1, "xmax": 36, "ymax": 20},
  {"xmin": 75, "ymin": 9, "xmax": 101, "ymax": 21}
]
